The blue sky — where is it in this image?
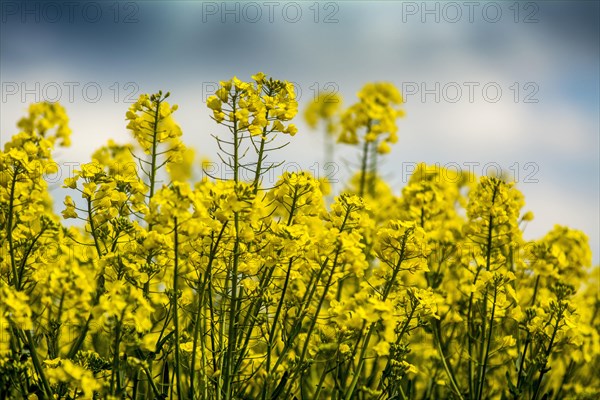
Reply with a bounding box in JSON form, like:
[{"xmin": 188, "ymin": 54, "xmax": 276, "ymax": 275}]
[{"xmin": 1, "ymin": 1, "xmax": 599, "ymax": 263}]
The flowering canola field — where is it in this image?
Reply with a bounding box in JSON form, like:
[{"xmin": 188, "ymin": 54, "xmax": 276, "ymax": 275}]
[{"xmin": 0, "ymin": 74, "xmax": 598, "ymax": 399}]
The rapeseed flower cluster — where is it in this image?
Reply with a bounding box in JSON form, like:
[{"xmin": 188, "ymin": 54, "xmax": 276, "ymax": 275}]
[{"xmin": 0, "ymin": 74, "xmax": 597, "ymax": 400}]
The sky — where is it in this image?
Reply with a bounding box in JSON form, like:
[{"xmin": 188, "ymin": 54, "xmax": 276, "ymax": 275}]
[{"xmin": 1, "ymin": 0, "xmax": 599, "ymax": 264}]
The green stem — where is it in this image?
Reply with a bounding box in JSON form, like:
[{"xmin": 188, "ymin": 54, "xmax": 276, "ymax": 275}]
[
  {"xmin": 17, "ymin": 228, "xmax": 46, "ymax": 291},
  {"xmin": 346, "ymin": 230, "xmax": 410, "ymax": 398},
  {"xmin": 344, "ymin": 325, "xmax": 373, "ymax": 400},
  {"xmin": 477, "ymin": 284, "xmax": 498, "ymax": 400},
  {"xmin": 297, "ymin": 208, "xmax": 351, "ymax": 366},
  {"xmin": 234, "ymin": 186, "xmax": 300, "ymax": 377},
  {"xmin": 358, "ymin": 139, "xmax": 370, "ymax": 198},
  {"xmin": 87, "ymin": 197, "xmax": 103, "ymax": 257},
  {"xmin": 278, "ymin": 208, "xmax": 352, "ymax": 397},
  {"xmin": 232, "ymin": 95, "xmax": 239, "ymax": 183},
  {"xmin": 141, "ymin": 360, "xmax": 162, "ymax": 398},
  {"xmin": 313, "ymin": 361, "xmax": 331, "ymax": 399},
  {"xmin": 474, "ymin": 180, "xmax": 499, "ymax": 397},
  {"xmin": 65, "ymin": 197, "xmax": 106, "ymax": 359},
  {"xmin": 189, "ymin": 223, "xmax": 228, "ymax": 398},
  {"xmin": 173, "ymin": 217, "xmax": 182, "ymax": 399},
  {"xmin": 253, "ymin": 135, "xmax": 266, "ymax": 191},
  {"xmin": 532, "ymin": 307, "xmax": 564, "ymax": 400},
  {"xmin": 299, "ymin": 250, "xmax": 340, "ymax": 360},
  {"xmin": 263, "ymin": 258, "xmax": 294, "ymax": 399},
  {"xmin": 281, "ymin": 215, "xmax": 350, "ymax": 397},
  {"xmin": 554, "ymin": 360, "xmax": 576, "ymax": 400},
  {"xmin": 189, "ymin": 275, "xmax": 205, "ymax": 399},
  {"xmin": 433, "ymin": 321, "xmax": 464, "ymax": 400},
  {"xmin": 110, "ymin": 317, "xmax": 123, "ymax": 395},
  {"xmin": 223, "ymin": 211, "xmax": 241, "ymax": 399},
  {"xmin": 25, "ymin": 330, "xmax": 53, "ymax": 399},
  {"xmin": 252, "ymin": 108, "xmax": 270, "ymax": 193},
  {"xmin": 148, "ymin": 96, "xmax": 162, "ymax": 201},
  {"xmin": 467, "ymin": 269, "xmax": 481, "ymax": 398},
  {"xmin": 376, "ymin": 298, "xmax": 417, "ymax": 391},
  {"xmin": 515, "ymin": 275, "xmax": 541, "ymax": 397},
  {"xmin": 368, "ymin": 135, "xmax": 379, "ymax": 195},
  {"xmin": 7, "ymin": 169, "xmax": 19, "ymax": 288},
  {"xmin": 269, "ymin": 257, "xmax": 326, "ymax": 374}
]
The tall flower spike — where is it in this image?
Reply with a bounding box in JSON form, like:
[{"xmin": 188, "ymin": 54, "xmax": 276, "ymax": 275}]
[
  {"xmin": 206, "ymin": 73, "xmax": 299, "ymax": 189},
  {"xmin": 338, "ymin": 82, "xmax": 404, "ymax": 197},
  {"xmin": 206, "ymin": 73, "xmax": 298, "ymax": 138},
  {"xmin": 339, "ymin": 82, "xmax": 404, "ymax": 152},
  {"xmin": 126, "ymin": 91, "xmax": 185, "ymax": 201}
]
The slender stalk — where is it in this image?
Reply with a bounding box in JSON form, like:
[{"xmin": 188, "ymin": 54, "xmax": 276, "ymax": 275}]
[
  {"xmin": 253, "ymin": 135, "xmax": 266, "ymax": 192},
  {"xmin": 110, "ymin": 316, "xmax": 123, "ymax": 396},
  {"xmin": 532, "ymin": 306, "xmax": 564, "ymax": 400},
  {"xmin": 433, "ymin": 322, "xmax": 464, "ymax": 400},
  {"xmin": 148, "ymin": 96, "xmax": 162, "ymax": 201},
  {"xmin": 223, "ymin": 212, "xmax": 241, "ymax": 398},
  {"xmin": 173, "ymin": 217, "xmax": 182, "ymax": 399},
  {"xmin": 358, "ymin": 139, "xmax": 370, "ymax": 198},
  {"xmin": 297, "ymin": 207, "xmax": 351, "ymax": 366},
  {"xmin": 554, "ymin": 360, "xmax": 576, "ymax": 400},
  {"xmin": 345, "ymin": 230, "xmax": 409, "ymax": 399},
  {"xmin": 262, "ymin": 258, "xmax": 294, "ymax": 399},
  {"xmin": 376, "ymin": 299, "xmax": 417, "ymax": 391},
  {"xmin": 140, "ymin": 360, "xmax": 162, "ymax": 398},
  {"xmin": 278, "ymin": 213, "xmax": 352, "ymax": 399},
  {"xmin": 233, "ymin": 186, "xmax": 301, "ymax": 383},
  {"xmin": 344, "ymin": 326, "xmax": 374, "ymax": 400},
  {"xmin": 66, "ymin": 197, "xmax": 106, "ymax": 359},
  {"xmin": 232, "ymin": 94, "xmax": 239, "ymax": 183},
  {"xmin": 278, "ymin": 208, "xmax": 352, "ymax": 397},
  {"xmin": 313, "ymin": 361, "xmax": 331, "ymax": 399},
  {"xmin": 189, "ymin": 223, "xmax": 228, "ymax": 398},
  {"xmin": 298, "ymin": 250, "xmax": 340, "ymax": 364},
  {"xmin": 25, "ymin": 330, "xmax": 54, "ymax": 399},
  {"xmin": 477, "ymin": 284, "xmax": 498, "ymax": 400},
  {"xmin": 132, "ymin": 369, "xmax": 140, "ymax": 400},
  {"xmin": 189, "ymin": 278, "xmax": 206, "ymax": 399},
  {"xmin": 467, "ymin": 268, "xmax": 482, "ymax": 398},
  {"xmin": 17, "ymin": 228, "xmax": 46, "ymax": 290},
  {"xmin": 358, "ymin": 120, "xmax": 373, "ymax": 197},
  {"xmin": 515, "ymin": 275, "xmax": 541, "ymax": 397},
  {"xmin": 368, "ymin": 135, "xmax": 379, "ymax": 196},
  {"xmin": 7, "ymin": 169, "xmax": 19, "ymax": 288},
  {"xmin": 222, "ymin": 101, "xmax": 242, "ymax": 398},
  {"xmin": 86, "ymin": 197, "xmax": 103, "ymax": 257},
  {"xmin": 252, "ymin": 108, "xmax": 270, "ymax": 193},
  {"xmin": 473, "ymin": 180, "xmax": 499, "ymax": 398}
]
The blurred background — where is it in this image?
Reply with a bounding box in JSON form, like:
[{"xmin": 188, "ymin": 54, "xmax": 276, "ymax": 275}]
[{"xmin": 1, "ymin": 1, "xmax": 598, "ymax": 263}]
